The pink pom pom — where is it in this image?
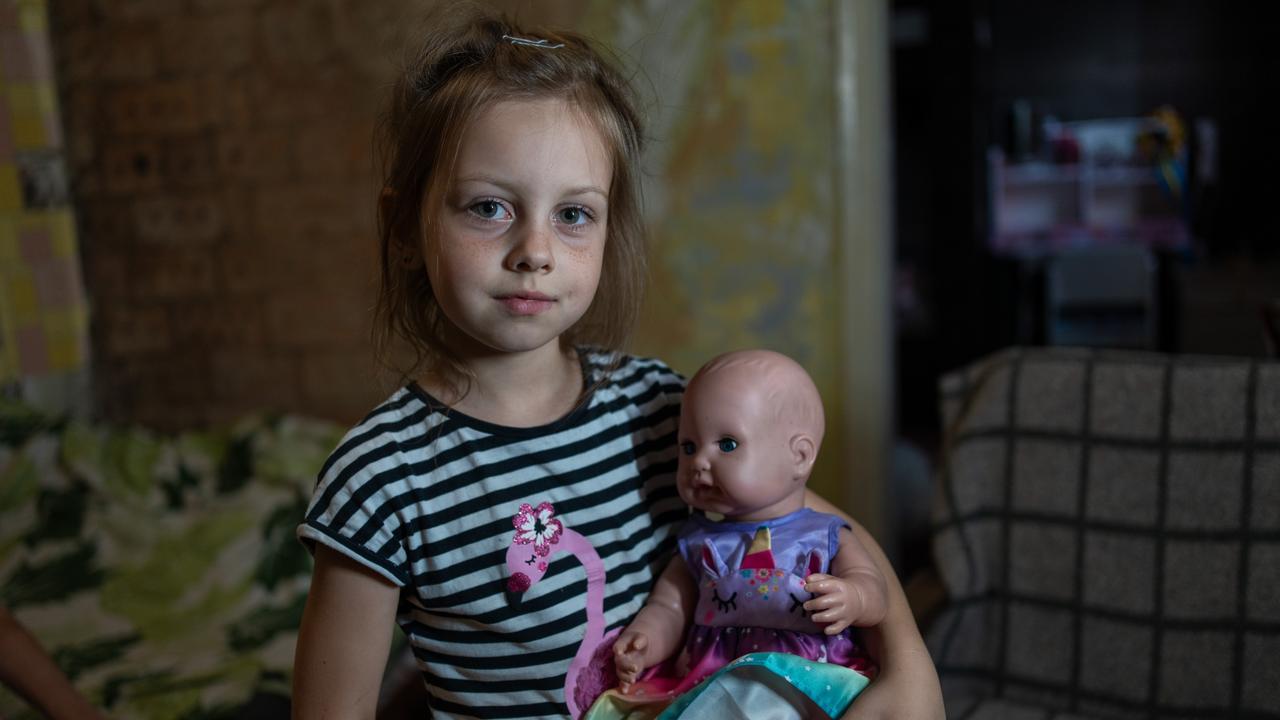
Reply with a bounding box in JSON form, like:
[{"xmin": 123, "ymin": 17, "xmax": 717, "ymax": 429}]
[{"xmin": 507, "ymin": 573, "xmax": 531, "ymax": 593}]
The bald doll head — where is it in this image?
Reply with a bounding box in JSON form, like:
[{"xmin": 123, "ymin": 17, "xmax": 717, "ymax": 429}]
[{"xmin": 677, "ymin": 349, "xmax": 825, "ymax": 521}]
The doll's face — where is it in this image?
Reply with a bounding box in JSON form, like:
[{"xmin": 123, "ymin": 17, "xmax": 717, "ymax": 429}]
[{"xmin": 676, "ymin": 362, "xmax": 811, "ymax": 522}]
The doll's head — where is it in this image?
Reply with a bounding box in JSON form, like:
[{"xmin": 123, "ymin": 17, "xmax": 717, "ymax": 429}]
[
  {"xmin": 677, "ymin": 349, "xmax": 824, "ymax": 522},
  {"xmin": 372, "ymin": 6, "xmax": 648, "ymax": 386}
]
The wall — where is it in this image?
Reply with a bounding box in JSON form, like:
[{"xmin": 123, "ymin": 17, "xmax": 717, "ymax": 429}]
[
  {"xmin": 52, "ymin": 0, "xmax": 395, "ymax": 428},
  {"xmin": 600, "ymin": 2, "xmax": 883, "ymax": 513},
  {"xmin": 51, "ymin": 0, "xmax": 892, "ymax": 527}
]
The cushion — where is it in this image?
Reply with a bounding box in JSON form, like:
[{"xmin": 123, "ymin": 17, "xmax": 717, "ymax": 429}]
[
  {"xmin": 928, "ymin": 348, "xmax": 1280, "ymax": 720},
  {"xmin": 0, "ymin": 404, "xmax": 343, "ymax": 720}
]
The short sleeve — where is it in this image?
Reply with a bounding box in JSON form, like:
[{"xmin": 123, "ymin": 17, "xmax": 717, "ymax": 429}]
[{"xmin": 297, "ymin": 431, "xmax": 412, "ymax": 587}]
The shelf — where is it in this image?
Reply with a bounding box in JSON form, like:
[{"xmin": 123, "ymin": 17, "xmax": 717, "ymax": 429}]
[{"xmin": 988, "ymin": 147, "xmax": 1187, "ymax": 258}]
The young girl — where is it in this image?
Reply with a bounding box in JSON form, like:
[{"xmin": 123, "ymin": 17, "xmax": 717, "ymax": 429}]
[{"xmin": 292, "ymin": 8, "xmax": 942, "ymax": 720}]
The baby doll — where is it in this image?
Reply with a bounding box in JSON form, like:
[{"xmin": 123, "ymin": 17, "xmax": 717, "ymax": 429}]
[{"xmin": 606, "ymin": 349, "xmax": 887, "ymax": 716}]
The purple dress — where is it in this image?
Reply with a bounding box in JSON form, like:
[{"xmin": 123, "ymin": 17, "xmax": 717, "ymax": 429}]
[{"xmin": 674, "ymin": 508, "xmax": 863, "ymax": 681}]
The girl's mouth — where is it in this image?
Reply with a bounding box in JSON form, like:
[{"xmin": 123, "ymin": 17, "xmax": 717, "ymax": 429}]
[{"xmin": 497, "ymin": 293, "xmax": 554, "ymax": 315}]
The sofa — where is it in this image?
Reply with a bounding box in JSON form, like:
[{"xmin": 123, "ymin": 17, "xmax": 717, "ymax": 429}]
[
  {"xmin": 0, "ymin": 403, "xmax": 344, "ymax": 720},
  {"xmin": 927, "ymin": 347, "xmax": 1280, "ymax": 719}
]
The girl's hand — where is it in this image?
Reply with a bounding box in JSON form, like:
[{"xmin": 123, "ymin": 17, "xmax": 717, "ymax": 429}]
[
  {"xmin": 803, "ymin": 489, "xmax": 944, "ymax": 720},
  {"xmin": 612, "ymin": 629, "xmax": 650, "ymax": 691},
  {"xmin": 840, "ymin": 638, "xmax": 944, "ymax": 720}
]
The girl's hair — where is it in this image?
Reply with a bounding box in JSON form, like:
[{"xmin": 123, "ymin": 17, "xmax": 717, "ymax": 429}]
[{"xmin": 373, "ymin": 6, "xmax": 647, "ymax": 387}]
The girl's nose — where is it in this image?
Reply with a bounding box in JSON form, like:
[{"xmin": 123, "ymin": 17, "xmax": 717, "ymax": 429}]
[{"xmin": 505, "ymin": 221, "xmax": 554, "ymax": 273}]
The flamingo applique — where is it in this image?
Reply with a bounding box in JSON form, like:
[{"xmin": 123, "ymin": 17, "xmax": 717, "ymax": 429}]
[{"xmin": 505, "ymin": 502, "xmax": 618, "ymax": 718}]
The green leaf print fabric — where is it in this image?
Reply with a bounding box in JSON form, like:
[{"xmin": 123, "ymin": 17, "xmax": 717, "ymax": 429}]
[{"xmin": 0, "ymin": 405, "xmax": 344, "ymax": 720}]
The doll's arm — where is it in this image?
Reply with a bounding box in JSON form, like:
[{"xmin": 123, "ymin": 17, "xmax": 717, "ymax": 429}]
[
  {"xmin": 804, "ymin": 489, "xmax": 944, "ymax": 720},
  {"xmin": 613, "ymin": 555, "xmax": 697, "ymax": 690},
  {"xmin": 802, "ymin": 526, "xmax": 888, "ymax": 634}
]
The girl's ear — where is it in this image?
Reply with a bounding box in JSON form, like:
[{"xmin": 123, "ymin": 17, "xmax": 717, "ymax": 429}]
[
  {"xmin": 398, "ymin": 240, "xmax": 423, "ymax": 269},
  {"xmin": 381, "ymin": 188, "xmax": 423, "ymax": 269},
  {"xmin": 789, "ymin": 434, "xmax": 816, "ymax": 478}
]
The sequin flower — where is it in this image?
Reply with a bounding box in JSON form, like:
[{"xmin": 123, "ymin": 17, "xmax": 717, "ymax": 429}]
[{"xmin": 512, "ymin": 502, "xmax": 563, "ymax": 557}]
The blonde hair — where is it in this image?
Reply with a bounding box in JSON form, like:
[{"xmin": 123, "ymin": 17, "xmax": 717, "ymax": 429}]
[{"xmin": 372, "ymin": 6, "xmax": 647, "ymax": 389}]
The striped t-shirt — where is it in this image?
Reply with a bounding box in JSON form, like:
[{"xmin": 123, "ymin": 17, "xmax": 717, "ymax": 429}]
[{"xmin": 298, "ymin": 351, "xmax": 687, "ymax": 719}]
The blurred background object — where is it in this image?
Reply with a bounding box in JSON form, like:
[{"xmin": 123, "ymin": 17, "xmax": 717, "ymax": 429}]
[
  {"xmin": 0, "ymin": 0, "xmax": 90, "ymax": 419},
  {"xmin": 890, "ymin": 0, "xmax": 1279, "ymax": 469}
]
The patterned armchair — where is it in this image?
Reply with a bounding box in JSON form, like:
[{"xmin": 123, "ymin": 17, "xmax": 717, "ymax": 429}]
[
  {"xmin": 928, "ymin": 348, "xmax": 1280, "ymax": 719},
  {"xmin": 0, "ymin": 405, "xmax": 343, "ymax": 720}
]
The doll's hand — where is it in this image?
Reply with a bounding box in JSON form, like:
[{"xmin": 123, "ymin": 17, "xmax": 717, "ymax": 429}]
[
  {"xmin": 802, "ymin": 573, "xmax": 866, "ymax": 635},
  {"xmin": 612, "ymin": 629, "xmax": 650, "ymax": 691}
]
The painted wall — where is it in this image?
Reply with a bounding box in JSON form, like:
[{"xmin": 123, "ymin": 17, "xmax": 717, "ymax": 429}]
[
  {"xmin": 1, "ymin": 0, "xmax": 90, "ymax": 414},
  {"xmin": 51, "ymin": 0, "xmax": 889, "ymax": 525},
  {"xmin": 582, "ymin": 2, "xmax": 857, "ymax": 511}
]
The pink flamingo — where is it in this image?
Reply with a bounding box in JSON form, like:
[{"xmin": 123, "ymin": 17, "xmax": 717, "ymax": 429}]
[{"xmin": 505, "ymin": 502, "xmax": 619, "ymax": 718}]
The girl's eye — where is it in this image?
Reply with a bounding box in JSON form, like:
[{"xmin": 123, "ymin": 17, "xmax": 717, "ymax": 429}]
[
  {"xmin": 469, "ymin": 199, "xmax": 511, "ymax": 221},
  {"xmin": 555, "ymin": 206, "xmax": 592, "ymax": 226},
  {"xmin": 717, "ymin": 438, "xmax": 738, "ymax": 452},
  {"xmin": 680, "ymin": 441, "xmax": 696, "ymax": 456}
]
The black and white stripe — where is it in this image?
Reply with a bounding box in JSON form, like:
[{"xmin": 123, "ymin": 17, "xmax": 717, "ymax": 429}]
[{"xmin": 299, "ymin": 351, "xmax": 686, "ymax": 718}]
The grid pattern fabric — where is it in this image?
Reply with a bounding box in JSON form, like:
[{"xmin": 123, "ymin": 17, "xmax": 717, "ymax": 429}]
[{"xmin": 928, "ymin": 347, "xmax": 1280, "ymax": 720}]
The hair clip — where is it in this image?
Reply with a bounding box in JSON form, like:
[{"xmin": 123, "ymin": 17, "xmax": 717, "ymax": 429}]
[{"xmin": 502, "ymin": 34, "xmax": 564, "ymax": 50}]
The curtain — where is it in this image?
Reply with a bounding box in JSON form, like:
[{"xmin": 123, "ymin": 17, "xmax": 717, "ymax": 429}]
[{"xmin": 0, "ymin": 0, "xmax": 89, "ymax": 414}]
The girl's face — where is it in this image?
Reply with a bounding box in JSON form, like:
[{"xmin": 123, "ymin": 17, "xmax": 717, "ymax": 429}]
[{"xmin": 424, "ymin": 98, "xmax": 612, "ymax": 361}]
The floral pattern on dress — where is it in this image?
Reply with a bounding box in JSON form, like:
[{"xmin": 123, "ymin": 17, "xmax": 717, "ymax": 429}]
[{"xmin": 511, "ymin": 501, "xmax": 563, "ymax": 557}]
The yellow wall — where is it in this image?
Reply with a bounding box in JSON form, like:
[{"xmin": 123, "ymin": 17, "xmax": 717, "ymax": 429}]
[
  {"xmin": 0, "ymin": 0, "xmax": 90, "ymax": 413},
  {"xmin": 576, "ymin": 1, "xmax": 892, "ymax": 531}
]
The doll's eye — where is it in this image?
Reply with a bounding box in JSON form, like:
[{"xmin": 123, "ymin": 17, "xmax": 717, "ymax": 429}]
[
  {"xmin": 717, "ymin": 438, "xmax": 738, "ymax": 452},
  {"xmin": 681, "ymin": 441, "xmax": 696, "ymax": 455}
]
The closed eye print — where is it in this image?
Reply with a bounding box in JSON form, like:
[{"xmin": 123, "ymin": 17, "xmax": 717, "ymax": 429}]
[
  {"xmin": 712, "ymin": 590, "xmax": 738, "ymax": 613},
  {"xmin": 789, "ymin": 592, "xmax": 811, "ymax": 616}
]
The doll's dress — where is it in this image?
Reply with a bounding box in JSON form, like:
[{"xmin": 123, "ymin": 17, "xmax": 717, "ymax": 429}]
[
  {"xmin": 583, "ymin": 508, "xmax": 875, "ymax": 720},
  {"xmin": 674, "ymin": 509, "xmax": 873, "ymax": 682}
]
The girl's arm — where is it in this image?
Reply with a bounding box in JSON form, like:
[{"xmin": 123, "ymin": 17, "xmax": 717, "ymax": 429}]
[
  {"xmin": 0, "ymin": 606, "xmax": 105, "ymax": 720},
  {"xmin": 803, "ymin": 490, "xmax": 944, "ymax": 720},
  {"xmin": 803, "ymin": 526, "xmax": 889, "ymax": 633},
  {"xmin": 293, "ymin": 545, "xmax": 401, "ymax": 720},
  {"xmin": 613, "ymin": 555, "xmax": 698, "ymax": 690}
]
